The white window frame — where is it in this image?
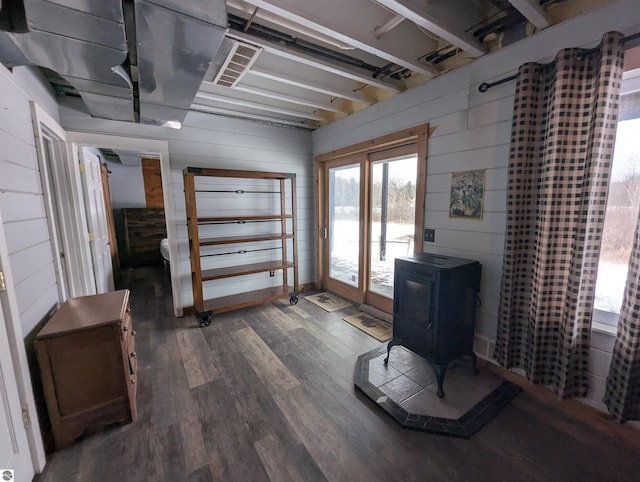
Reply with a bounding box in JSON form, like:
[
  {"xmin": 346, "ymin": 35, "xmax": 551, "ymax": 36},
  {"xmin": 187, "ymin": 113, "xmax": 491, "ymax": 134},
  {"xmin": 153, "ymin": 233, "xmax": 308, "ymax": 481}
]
[{"xmin": 592, "ymin": 67, "xmax": 640, "ymax": 334}]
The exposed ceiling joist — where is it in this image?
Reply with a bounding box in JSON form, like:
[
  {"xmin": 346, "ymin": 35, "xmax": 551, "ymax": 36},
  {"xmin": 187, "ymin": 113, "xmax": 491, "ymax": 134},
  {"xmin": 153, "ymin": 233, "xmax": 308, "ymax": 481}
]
[
  {"xmin": 239, "ymin": 74, "xmax": 348, "ymax": 107},
  {"xmin": 374, "ymin": 14, "xmax": 405, "ymax": 39},
  {"xmin": 195, "ymin": 92, "xmax": 325, "ymax": 120},
  {"xmin": 246, "ymin": 67, "xmax": 373, "ymax": 105},
  {"xmin": 227, "ymin": 29, "xmax": 401, "ymax": 92},
  {"xmin": 235, "ymin": 0, "xmax": 438, "ymax": 76},
  {"xmin": 18, "ymin": 0, "xmax": 611, "ymax": 131},
  {"xmin": 507, "ymin": 0, "xmax": 550, "ymax": 29},
  {"xmin": 191, "ymin": 104, "xmax": 310, "ymax": 127},
  {"xmin": 230, "ymin": 84, "xmax": 345, "ymax": 113},
  {"xmin": 374, "ymin": 0, "xmax": 487, "ymax": 58},
  {"xmin": 226, "ymin": 0, "xmax": 355, "ymax": 51}
]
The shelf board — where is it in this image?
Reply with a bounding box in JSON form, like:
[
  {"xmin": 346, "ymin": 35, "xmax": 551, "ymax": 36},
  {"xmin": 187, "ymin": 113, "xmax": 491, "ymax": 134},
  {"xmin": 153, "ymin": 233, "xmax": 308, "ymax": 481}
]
[
  {"xmin": 201, "ymin": 260, "xmax": 295, "ymax": 281},
  {"xmin": 197, "ymin": 214, "xmax": 293, "ymax": 223},
  {"xmin": 185, "ymin": 167, "xmax": 295, "ymax": 180},
  {"xmin": 202, "ymin": 286, "xmax": 294, "ymax": 314},
  {"xmin": 199, "ymin": 233, "xmax": 293, "ymax": 245}
]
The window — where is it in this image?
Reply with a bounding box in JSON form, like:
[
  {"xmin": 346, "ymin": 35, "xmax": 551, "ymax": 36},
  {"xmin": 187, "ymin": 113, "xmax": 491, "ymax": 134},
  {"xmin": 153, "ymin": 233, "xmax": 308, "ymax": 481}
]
[{"xmin": 594, "ymin": 70, "xmax": 640, "ymax": 327}]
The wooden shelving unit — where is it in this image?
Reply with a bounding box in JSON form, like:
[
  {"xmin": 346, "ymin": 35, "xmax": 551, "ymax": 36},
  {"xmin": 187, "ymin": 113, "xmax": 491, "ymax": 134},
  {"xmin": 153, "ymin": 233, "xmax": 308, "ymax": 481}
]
[{"xmin": 184, "ymin": 167, "xmax": 299, "ymax": 326}]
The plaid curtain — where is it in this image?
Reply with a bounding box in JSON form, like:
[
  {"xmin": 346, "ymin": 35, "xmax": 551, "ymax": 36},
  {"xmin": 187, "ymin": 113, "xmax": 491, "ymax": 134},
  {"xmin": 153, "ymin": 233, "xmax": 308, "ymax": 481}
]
[
  {"xmin": 495, "ymin": 32, "xmax": 625, "ymax": 398},
  {"xmin": 604, "ymin": 207, "xmax": 640, "ymax": 421}
]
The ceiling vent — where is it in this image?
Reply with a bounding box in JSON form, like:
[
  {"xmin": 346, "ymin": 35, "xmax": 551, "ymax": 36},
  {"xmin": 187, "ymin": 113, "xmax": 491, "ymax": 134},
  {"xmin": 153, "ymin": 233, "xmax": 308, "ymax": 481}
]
[{"xmin": 213, "ymin": 41, "xmax": 261, "ymax": 88}]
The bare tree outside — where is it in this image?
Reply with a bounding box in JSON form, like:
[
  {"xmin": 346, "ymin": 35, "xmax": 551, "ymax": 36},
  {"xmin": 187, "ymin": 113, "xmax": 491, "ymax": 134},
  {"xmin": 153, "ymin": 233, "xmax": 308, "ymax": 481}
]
[
  {"xmin": 596, "ymin": 118, "xmax": 640, "ymax": 314},
  {"xmin": 601, "ymin": 152, "xmax": 640, "ymax": 262}
]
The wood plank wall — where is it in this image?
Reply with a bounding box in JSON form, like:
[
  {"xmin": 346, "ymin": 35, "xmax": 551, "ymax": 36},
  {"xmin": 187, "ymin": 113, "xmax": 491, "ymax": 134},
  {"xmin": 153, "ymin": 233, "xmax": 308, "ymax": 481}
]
[
  {"xmin": 0, "ymin": 65, "xmax": 62, "ymax": 336},
  {"xmin": 142, "ymin": 158, "xmax": 164, "ymax": 208},
  {"xmin": 58, "ymin": 104, "xmax": 315, "ymax": 311},
  {"xmin": 312, "ymin": 3, "xmax": 640, "ymax": 411}
]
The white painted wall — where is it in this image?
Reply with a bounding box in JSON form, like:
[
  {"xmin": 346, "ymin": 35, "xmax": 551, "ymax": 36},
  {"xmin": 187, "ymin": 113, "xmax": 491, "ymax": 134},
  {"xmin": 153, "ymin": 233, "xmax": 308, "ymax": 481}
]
[
  {"xmin": 82, "ymin": 147, "xmax": 145, "ymax": 209},
  {"xmin": 59, "ymin": 103, "xmax": 314, "ymax": 309},
  {"xmin": 5, "ymin": 0, "xmax": 635, "ymax": 415},
  {"xmin": 0, "ymin": 65, "xmax": 62, "ymax": 336},
  {"xmin": 105, "ymin": 161, "xmax": 146, "ymax": 209},
  {"xmin": 313, "ymin": 0, "xmax": 640, "ymax": 410}
]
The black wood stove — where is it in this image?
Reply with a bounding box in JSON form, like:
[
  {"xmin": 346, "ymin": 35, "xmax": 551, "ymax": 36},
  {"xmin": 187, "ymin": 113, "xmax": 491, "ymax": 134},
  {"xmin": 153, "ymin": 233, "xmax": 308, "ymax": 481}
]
[{"xmin": 385, "ymin": 253, "xmax": 482, "ymax": 398}]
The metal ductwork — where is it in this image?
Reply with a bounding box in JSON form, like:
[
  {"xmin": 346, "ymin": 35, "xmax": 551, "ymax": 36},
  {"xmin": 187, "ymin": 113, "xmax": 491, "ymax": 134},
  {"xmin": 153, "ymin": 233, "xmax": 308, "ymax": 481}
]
[{"xmin": 0, "ymin": 0, "xmax": 228, "ymax": 125}]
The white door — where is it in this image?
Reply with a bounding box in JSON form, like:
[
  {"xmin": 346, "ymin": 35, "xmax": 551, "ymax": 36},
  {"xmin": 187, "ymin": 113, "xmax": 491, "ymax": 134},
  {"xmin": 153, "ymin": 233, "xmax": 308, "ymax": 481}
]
[
  {"xmin": 0, "ymin": 298, "xmax": 33, "ymax": 482},
  {"xmin": 81, "ymin": 149, "xmax": 114, "ymax": 293}
]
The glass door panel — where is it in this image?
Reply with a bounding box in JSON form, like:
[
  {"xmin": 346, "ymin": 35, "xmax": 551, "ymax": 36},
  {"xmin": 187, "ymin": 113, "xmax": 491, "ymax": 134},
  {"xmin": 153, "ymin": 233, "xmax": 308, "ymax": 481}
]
[
  {"xmin": 328, "ymin": 163, "xmax": 361, "ymax": 287},
  {"xmin": 368, "ymin": 155, "xmax": 418, "ymax": 299}
]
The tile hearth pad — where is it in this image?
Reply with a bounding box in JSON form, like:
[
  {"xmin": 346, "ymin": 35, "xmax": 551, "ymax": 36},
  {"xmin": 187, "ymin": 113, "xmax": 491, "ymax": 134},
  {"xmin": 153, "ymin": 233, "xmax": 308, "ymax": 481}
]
[{"xmin": 354, "ymin": 346, "xmax": 521, "ymax": 438}]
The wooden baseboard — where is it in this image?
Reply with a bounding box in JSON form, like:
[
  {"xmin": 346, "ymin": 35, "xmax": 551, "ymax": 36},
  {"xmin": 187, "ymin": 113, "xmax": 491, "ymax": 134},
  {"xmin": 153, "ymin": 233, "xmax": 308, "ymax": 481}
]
[{"xmin": 479, "ymin": 359, "xmax": 640, "ymax": 446}]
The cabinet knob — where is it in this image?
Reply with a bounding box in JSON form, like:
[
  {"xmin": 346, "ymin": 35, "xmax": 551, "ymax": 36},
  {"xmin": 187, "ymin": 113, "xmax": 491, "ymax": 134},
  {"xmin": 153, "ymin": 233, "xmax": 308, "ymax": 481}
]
[
  {"xmin": 122, "ymin": 326, "xmax": 128, "ymax": 332},
  {"xmin": 131, "ymin": 377, "xmax": 136, "ymax": 385},
  {"xmin": 131, "ymin": 352, "xmax": 137, "ymax": 358},
  {"xmin": 132, "ymin": 330, "xmax": 137, "ymax": 336}
]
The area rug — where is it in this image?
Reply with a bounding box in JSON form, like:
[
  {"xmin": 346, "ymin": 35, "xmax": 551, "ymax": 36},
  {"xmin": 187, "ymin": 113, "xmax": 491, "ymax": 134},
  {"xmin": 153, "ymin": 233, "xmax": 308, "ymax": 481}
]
[
  {"xmin": 305, "ymin": 292, "xmax": 351, "ymax": 312},
  {"xmin": 343, "ymin": 312, "xmax": 392, "ymax": 342},
  {"xmin": 354, "ymin": 346, "xmax": 521, "ymax": 438}
]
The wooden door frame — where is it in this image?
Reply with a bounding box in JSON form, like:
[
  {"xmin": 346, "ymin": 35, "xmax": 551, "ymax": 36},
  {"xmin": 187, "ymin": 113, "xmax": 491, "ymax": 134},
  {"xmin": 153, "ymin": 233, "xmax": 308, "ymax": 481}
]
[
  {"xmin": 315, "ymin": 124, "xmax": 430, "ymax": 310},
  {"xmin": 100, "ymin": 162, "xmax": 120, "ymax": 283},
  {"xmin": 320, "ymin": 154, "xmax": 367, "ymax": 304}
]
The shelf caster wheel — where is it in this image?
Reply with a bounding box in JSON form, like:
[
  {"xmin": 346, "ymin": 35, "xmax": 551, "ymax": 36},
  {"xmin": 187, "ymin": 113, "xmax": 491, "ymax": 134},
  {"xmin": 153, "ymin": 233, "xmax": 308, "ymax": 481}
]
[
  {"xmin": 197, "ymin": 312, "xmax": 213, "ymax": 327},
  {"xmin": 289, "ymin": 296, "xmax": 299, "ymax": 305}
]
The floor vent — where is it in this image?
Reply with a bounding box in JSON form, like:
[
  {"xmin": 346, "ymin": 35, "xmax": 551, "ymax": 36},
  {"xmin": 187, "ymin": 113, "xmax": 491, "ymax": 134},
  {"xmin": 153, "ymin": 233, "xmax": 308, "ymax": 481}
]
[{"xmin": 213, "ymin": 41, "xmax": 262, "ymax": 88}]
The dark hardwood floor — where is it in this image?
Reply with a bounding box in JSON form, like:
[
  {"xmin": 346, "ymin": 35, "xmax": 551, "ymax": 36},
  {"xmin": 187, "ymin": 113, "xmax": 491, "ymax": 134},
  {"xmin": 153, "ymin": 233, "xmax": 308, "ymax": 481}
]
[{"xmin": 35, "ymin": 266, "xmax": 640, "ymax": 481}]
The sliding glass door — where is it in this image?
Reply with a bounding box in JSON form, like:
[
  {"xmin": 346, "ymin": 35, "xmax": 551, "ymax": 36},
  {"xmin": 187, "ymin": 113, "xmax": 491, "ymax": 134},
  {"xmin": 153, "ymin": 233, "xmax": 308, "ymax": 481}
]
[
  {"xmin": 320, "ymin": 143, "xmax": 421, "ymax": 314},
  {"xmin": 367, "ymin": 151, "xmax": 418, "ymax": 311},
  {"xmin": 323, "ymin": 156, "xmax": 365, "ymax": 302}
]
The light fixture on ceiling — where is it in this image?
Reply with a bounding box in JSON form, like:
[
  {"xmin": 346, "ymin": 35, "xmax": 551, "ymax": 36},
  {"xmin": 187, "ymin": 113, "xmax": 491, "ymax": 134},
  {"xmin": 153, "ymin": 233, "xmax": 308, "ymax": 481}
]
[{"xmin": 162, "ymin": 120, "xmax": 182, "ymax": 129}]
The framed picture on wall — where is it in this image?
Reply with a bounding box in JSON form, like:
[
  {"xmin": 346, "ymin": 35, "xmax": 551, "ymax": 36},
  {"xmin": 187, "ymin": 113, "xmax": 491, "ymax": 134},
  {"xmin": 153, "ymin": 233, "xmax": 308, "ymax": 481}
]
[{"xmin": 449, "ymin": 169, "xmax": 485, "ymax": 219}]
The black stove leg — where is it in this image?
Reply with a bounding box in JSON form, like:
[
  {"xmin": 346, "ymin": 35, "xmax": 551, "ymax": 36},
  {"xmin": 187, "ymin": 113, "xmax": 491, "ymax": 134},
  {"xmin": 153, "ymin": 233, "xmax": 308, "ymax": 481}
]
[
  {"xmin": 434, "ymin": 365, "xmax": 446, "ymax": 398},
  {"xmin": 471, "ymin": 351, "xmax": 479, "ymax": 375},
  {"xmin": 383, "ymin": 339, "xmax": 398, "ymax": 365}
]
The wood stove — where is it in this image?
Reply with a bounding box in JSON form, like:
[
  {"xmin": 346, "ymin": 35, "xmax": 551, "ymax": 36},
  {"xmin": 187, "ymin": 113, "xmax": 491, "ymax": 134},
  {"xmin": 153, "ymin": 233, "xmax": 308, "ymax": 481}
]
[{"xmin": 384, "ymin": 253, "xmax": 482, "ymax": 398}]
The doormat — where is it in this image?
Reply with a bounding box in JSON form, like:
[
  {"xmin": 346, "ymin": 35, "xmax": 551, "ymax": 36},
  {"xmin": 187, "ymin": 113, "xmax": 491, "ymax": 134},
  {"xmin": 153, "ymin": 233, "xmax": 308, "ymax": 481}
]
[
  {"xmin": 354, "ymin": 346, "xmax": 521, "ymax": 438},
  {"xmin": 304, "ymin": 292, "xmax": 351, "ymax": 312},
  {"xmin": 343, "ymin": 312, "xmax": 392, "ymax": 342}
]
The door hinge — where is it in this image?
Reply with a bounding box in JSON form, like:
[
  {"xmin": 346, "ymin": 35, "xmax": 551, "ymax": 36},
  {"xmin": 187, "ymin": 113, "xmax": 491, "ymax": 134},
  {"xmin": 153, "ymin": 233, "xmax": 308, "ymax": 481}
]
[
  {"xmin": 88, "ymin": 232, "xmax": 95, "ymax": 242},
  {"xmin": 79, "ymin": 163, "xmax": 85, "ymax": 174},
  {"xmin": 22, "ymin": 409, "xmax": 31, "ymax": 428},
  {"xmin": 0, "ymin": 271, "xmax": 6, "ymax": 292}
]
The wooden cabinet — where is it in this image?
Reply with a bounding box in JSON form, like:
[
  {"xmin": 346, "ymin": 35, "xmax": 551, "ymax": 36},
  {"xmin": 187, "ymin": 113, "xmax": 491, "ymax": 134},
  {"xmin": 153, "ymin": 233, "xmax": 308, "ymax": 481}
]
[
  {"xmin": 122, "ymin": 207, "xmax": 166, "ymax": 266},
  {"xmin": 385, "ymin": 253, "xmax": 481, "ymax": 398},
  {"xmin": 35, "ymin": 290, "xmax": 137, "ymax": 450},
  {"xmin": 183, "ymin": 167, "xmax": 299, "ymax": 327}
]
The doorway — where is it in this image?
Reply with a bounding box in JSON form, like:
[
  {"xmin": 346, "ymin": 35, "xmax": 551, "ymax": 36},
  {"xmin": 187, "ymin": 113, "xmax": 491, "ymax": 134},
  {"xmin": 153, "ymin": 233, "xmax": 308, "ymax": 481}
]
[
  {"xmin": 66, "ymin": 133, "xmax": 183, "ymax": 317},
  {"xmin": 317, "ymin": 125, "xmax": 429, "ymax": 314},
  {"xmin": 0, "ymin": 295, "xmax": 34, "ymax": 481}
]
